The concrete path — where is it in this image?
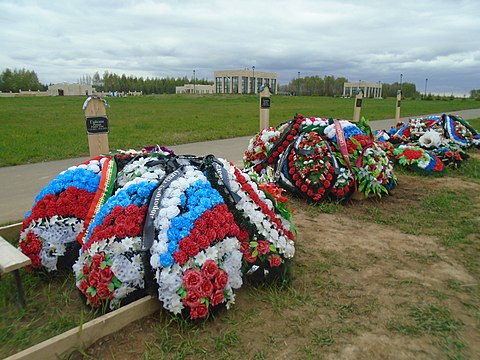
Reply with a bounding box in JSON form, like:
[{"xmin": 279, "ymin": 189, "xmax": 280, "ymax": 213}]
[{"xmin": 1, "ymin": 109, "xmax": 478, "ymax": 224}]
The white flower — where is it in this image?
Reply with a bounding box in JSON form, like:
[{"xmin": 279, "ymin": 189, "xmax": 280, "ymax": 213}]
[{"xmin": 419, "ymin": 130, "xmax": 442, "ymax": 148}]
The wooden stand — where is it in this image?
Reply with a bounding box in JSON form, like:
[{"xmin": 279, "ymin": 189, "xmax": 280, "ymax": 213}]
[
  {"xmin": 259, "ymin": 87, "xmax": 271, "ymax": 131},
  {"xmin": 395, "ymin": 91, "xmax": 402, "ymax": 123},
  {"xmin": 353, "ymin": 90, "xmax": 363, "ymax": 122},
  {"xmin": 83, "ymin": 97, "xmax": 109, "ymax": 157},
  {"xmin": 0, "ymin": 235, "xmax": 31, "ymax": 308}
]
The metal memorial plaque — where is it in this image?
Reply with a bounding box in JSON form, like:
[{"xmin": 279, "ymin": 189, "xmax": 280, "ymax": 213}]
[
  {"xmin": 86, "ymin": 116, "xmax": 109, "ymax": 134},
  {"xmin": 261, "ymin": 97, "xmax": 271, "ymax": 109}
]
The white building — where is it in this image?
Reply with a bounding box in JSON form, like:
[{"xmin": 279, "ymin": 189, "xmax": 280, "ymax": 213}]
[
  {"xmin": 47, "ymin": 83, "xmax": 95, "ymax": 96},
  {"xmin": 175, "ymin": 84, "xmax": 215, "ymax": 94},
  {"xmin": 343, "ymin": 81, "xmax": 382, "ymax": 98},
  {"xmin": 214, "ymin": 69, "xmax": 277, "ymax": 94}
]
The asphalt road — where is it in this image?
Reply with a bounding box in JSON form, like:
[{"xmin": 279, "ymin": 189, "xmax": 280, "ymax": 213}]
[{"xmin": 1, "ymin": 108, "xmax": 478, "ymax": 224}]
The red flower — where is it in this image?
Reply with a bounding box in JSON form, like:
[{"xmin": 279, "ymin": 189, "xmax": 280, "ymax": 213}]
[
  {"xmin": 257, "ymin": 240, "xmax": 271, "ymax": 255},
  {"xmin": 210, "ymin": 289, "xmax": 224, "ymax": 306},
  {"xmin": 183, "ymin": 290, "xmax": 202, "ymax": 308},
  {"xmin": 196, "ymin": 234, "xmax": 210, "ymax": 249},
  {"xmin": 269, "ymin": 254, "xmax": 282, "ymax": 268},
  {"xmin": 183, "ymin": 269, "xmax": 202, "ymax": 290},
  {"xmin": 199, "ymin": 279, "xmax": 214, "ymax": 298},
  {"xmin": 201, "ymin": 260, "xmax": 219, "ymax": 279},
  {"xmin": 190, "ymin": 303, "xmax": 209, "ymax": 319},
  {"xmin": 173, "ymin": 250, "xmax": 188, "ymax": 266},
  {"xmin": 214, "ymin": 270, "xmax": 228, "ymax": 290}
]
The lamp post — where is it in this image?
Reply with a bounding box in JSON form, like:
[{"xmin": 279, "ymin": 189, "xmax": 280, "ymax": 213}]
[
  {"xmin": 297, "ymin": 71, "xmax": 300, "ymax": 96},
  {"xmin": 424, "ymin": 78, "xmax": 428, "ymax": 98},
  {"xmin": 252, "ymin": 66, "xmax": 255, "ymax": 94},
  {"xmin": 193, "ymin": 70, "xmax": 196, "ymax": 94},
  {"xmin": 399, "ymin": 73, "xmax": 403, "ymax": 93}
]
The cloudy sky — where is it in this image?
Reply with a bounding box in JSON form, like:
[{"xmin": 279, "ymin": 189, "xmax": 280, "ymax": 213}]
[{"xmin": 1, "ymin": 0, "xmax": 479, "ymax": 95}]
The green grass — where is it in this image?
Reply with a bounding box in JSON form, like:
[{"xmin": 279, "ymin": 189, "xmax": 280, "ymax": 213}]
[{"xmin": 1, "ymin": 95, "xmax": 478, "ymax": 166}]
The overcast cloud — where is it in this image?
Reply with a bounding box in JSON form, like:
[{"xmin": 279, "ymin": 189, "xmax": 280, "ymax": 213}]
[{"xmin": 1, "ymin": 0, "xmax": 479, "ymax": 95}]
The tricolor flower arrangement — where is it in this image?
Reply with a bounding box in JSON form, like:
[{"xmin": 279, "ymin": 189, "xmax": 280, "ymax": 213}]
[
  {"xmin": 204, "ymin": 157, "xmax": 295, "ymax": 283},
  {"xmin": 244, "ymin": 114, "xmax": 396, "ymax": 201},
  {"xmin": 379, "ymin": 114, "xmax": 478, "ymax": 174},
  {"xmin": 21, "ymin": 150, "xmax": 296, "ymax": 320},
  {"xmin": 148, "ymin": 164, "xmax": 245, "ymax": 318},
  {"xmin": 393, "ymin": 145, "xmax": 444, "ymax": 174},
  {"xmin": 74, "ymin": 154, "xmax": 170, "ymax": 309},
  {"xmin": 19, "ymin": 157, "xmax": 114, "ymax": 272}
]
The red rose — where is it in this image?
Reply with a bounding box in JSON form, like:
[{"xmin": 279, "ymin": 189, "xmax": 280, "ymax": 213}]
[
  {"xmin": 199, "ymin": 279, "xmax": 214, "ymax": 298},
  {"xmin": 201, "ymin": 260, "xmax": 219, "ymax": 279},
  {"xmin": 183, "ymin": 269, "xmax": 202, "ymax": 290},
  {"xmin": 323, "ymin": 180, "xmax": 331, "ymax": 188},
  {"xmin": 183, "ymin": 290, "xmax": 202, "ymax": 308},
  {"xmin": 210, "ymin": 289, "xmax": 224, "ymax": 306},
  {"xmin": 196, "ymin": 234, "xmax": 211, "ymax": 249},
  {"xmin": 82, "ymin": 263, "xmax": 90, "ymax": 276},
  {"xmin": 300, "ymin": 184, "xmax": 308, "ymax": 193},
  {"xmin": 214, "ymin": 270, "xmax": 228, "ymax": 290},
  {"xmin": 79, "ymin": 280, "xmax": 89, "ymax": 293},
  {"xmin": 88, "ymin": 271, "xmax": 100, "ymax": 287},
  {"xmin": 269, "ymin": 254, "xmax": 282, "ymax": 268},
  {"xmin": 173, "ymin": 251, "xmax": 188, "ymax": 265},
  {"xmin": 96, "ymin": 283, "xmax": 112, "ymax": 300},
  {"xmin": 190, "ymin": 303, "xmax": 208, "ymax": 319},
  {"xmin": 91, "ymin": 253, "xmax": 104, "ymax": 268},
  {"xmin": 257, "ymin": 240, "xmax": 271, "ymax": 255}
]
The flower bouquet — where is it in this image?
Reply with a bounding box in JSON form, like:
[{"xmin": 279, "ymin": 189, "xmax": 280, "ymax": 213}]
[
  {"xmin": 379, "ymin": 114, "xmax": 479, "ymax": 173},
  {"xmin": 74, "ymin": 153, "xmax": 171, "ymax": 310},
  {"xmin": 393, "ymin": 145, "xmax": 444, "ymax": 175},
  {"xmin": 204, "ymin": 157, "xmax": 295, "ymax": 286},
  {"xmin": 19, "ymin": 156, "xmax": 116, "ymax": 272},
  {"xmin": 244, "ymin": 115, "xmax": 397, "ymax": 201},
  {"xmin": 285, "ymin": 131, "xmax": 338, "ymax": 201},
  {"xmin": 148, "ymin": 162, "xmax": 245, "ymax": 319}
]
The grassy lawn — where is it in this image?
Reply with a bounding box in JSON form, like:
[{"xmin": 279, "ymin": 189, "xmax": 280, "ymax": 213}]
[{"xmin": 0, "ymin": 95, "xmax": 478, "ymax": 166}]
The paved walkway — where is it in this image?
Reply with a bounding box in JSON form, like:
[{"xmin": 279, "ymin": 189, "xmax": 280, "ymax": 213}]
[{"xmin": 1, "ymin": 109, "xmax": 478, "ymax": 224}]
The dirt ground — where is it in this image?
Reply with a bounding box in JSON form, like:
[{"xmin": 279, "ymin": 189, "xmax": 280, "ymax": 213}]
[{"xmin": 78, "ymin": 173, "xmax": 480, "ymax": 360}]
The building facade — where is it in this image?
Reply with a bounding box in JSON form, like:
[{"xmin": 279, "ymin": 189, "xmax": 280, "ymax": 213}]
[
  {"xmin": 342, "ymin": 81, "xmax": 382, "ymax": 98},
  {"xmin": 175, "ymin": 84, "xmax": 215, "ymax": 94},
  {"xmin": 47, "ymin": 83, "xmax": 95, "ymax": 96},
  {"xmin": 214, "ymin": 69, "xmax": 277, "ymax": 95}
]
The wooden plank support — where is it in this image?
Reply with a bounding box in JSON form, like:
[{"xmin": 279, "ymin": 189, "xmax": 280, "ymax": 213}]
[
  {"xmin": 5, "ymin": 296, "xmax": 162, "ymax": 360},
  {"xmin": 0, "ymin": 235, "xmax": 31, "ymax": 307}
]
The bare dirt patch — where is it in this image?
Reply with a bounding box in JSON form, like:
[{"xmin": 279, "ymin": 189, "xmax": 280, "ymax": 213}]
[{"xmin": 77, "ymin": 173, "xmax": 480, "ymax": 360}]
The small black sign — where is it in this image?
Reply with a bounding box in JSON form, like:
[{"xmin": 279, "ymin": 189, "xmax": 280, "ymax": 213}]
[
  {"xmin": 397, "ymin": 100, "xmax": 401, "ymax": 108},
  {"xmin": 261, "ymin": 97, "xmax": 271, "ymax": 109},
  {"xmin": 86, "ymin": 116, "xmax": 109, "ymax": 134},
  {"xmin": 356, "ymin": 98, "xmax": 363, "ymax": 107}
]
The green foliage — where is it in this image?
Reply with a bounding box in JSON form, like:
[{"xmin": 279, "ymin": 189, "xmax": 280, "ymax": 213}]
[
  {"xmin": 0, "ymin": 68, "xmax": 45, "ymax": 92},
  {"xmin": 1, "ymin": 96, "xmax": 478, "ymax": 167},
  {"xmin": 79, "ymin": 70, "xmax": 213, "ymax": 94}
]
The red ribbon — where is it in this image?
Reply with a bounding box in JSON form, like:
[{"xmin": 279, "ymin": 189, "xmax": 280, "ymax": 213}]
[{"xmin": 334, "ymin": 120, "xmax": 358, "ymax": 192}]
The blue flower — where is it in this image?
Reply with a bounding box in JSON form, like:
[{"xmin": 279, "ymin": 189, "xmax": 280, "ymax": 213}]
[{"xmin": 160, "ymin": 253, "xmax": 174, "ymax": 267}]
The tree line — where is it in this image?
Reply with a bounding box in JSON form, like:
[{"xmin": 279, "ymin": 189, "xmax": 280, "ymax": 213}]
[
  {"xmin": 281, "ymin": 75, "xmax": 419, "ymax": 98},
  {"xmin": 0, "ymin": 68, "xmax": 45, "ymax": 92},
  {"xmin": 79, "ymin": 71, "xmax": 213, "ymax": 94}
]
